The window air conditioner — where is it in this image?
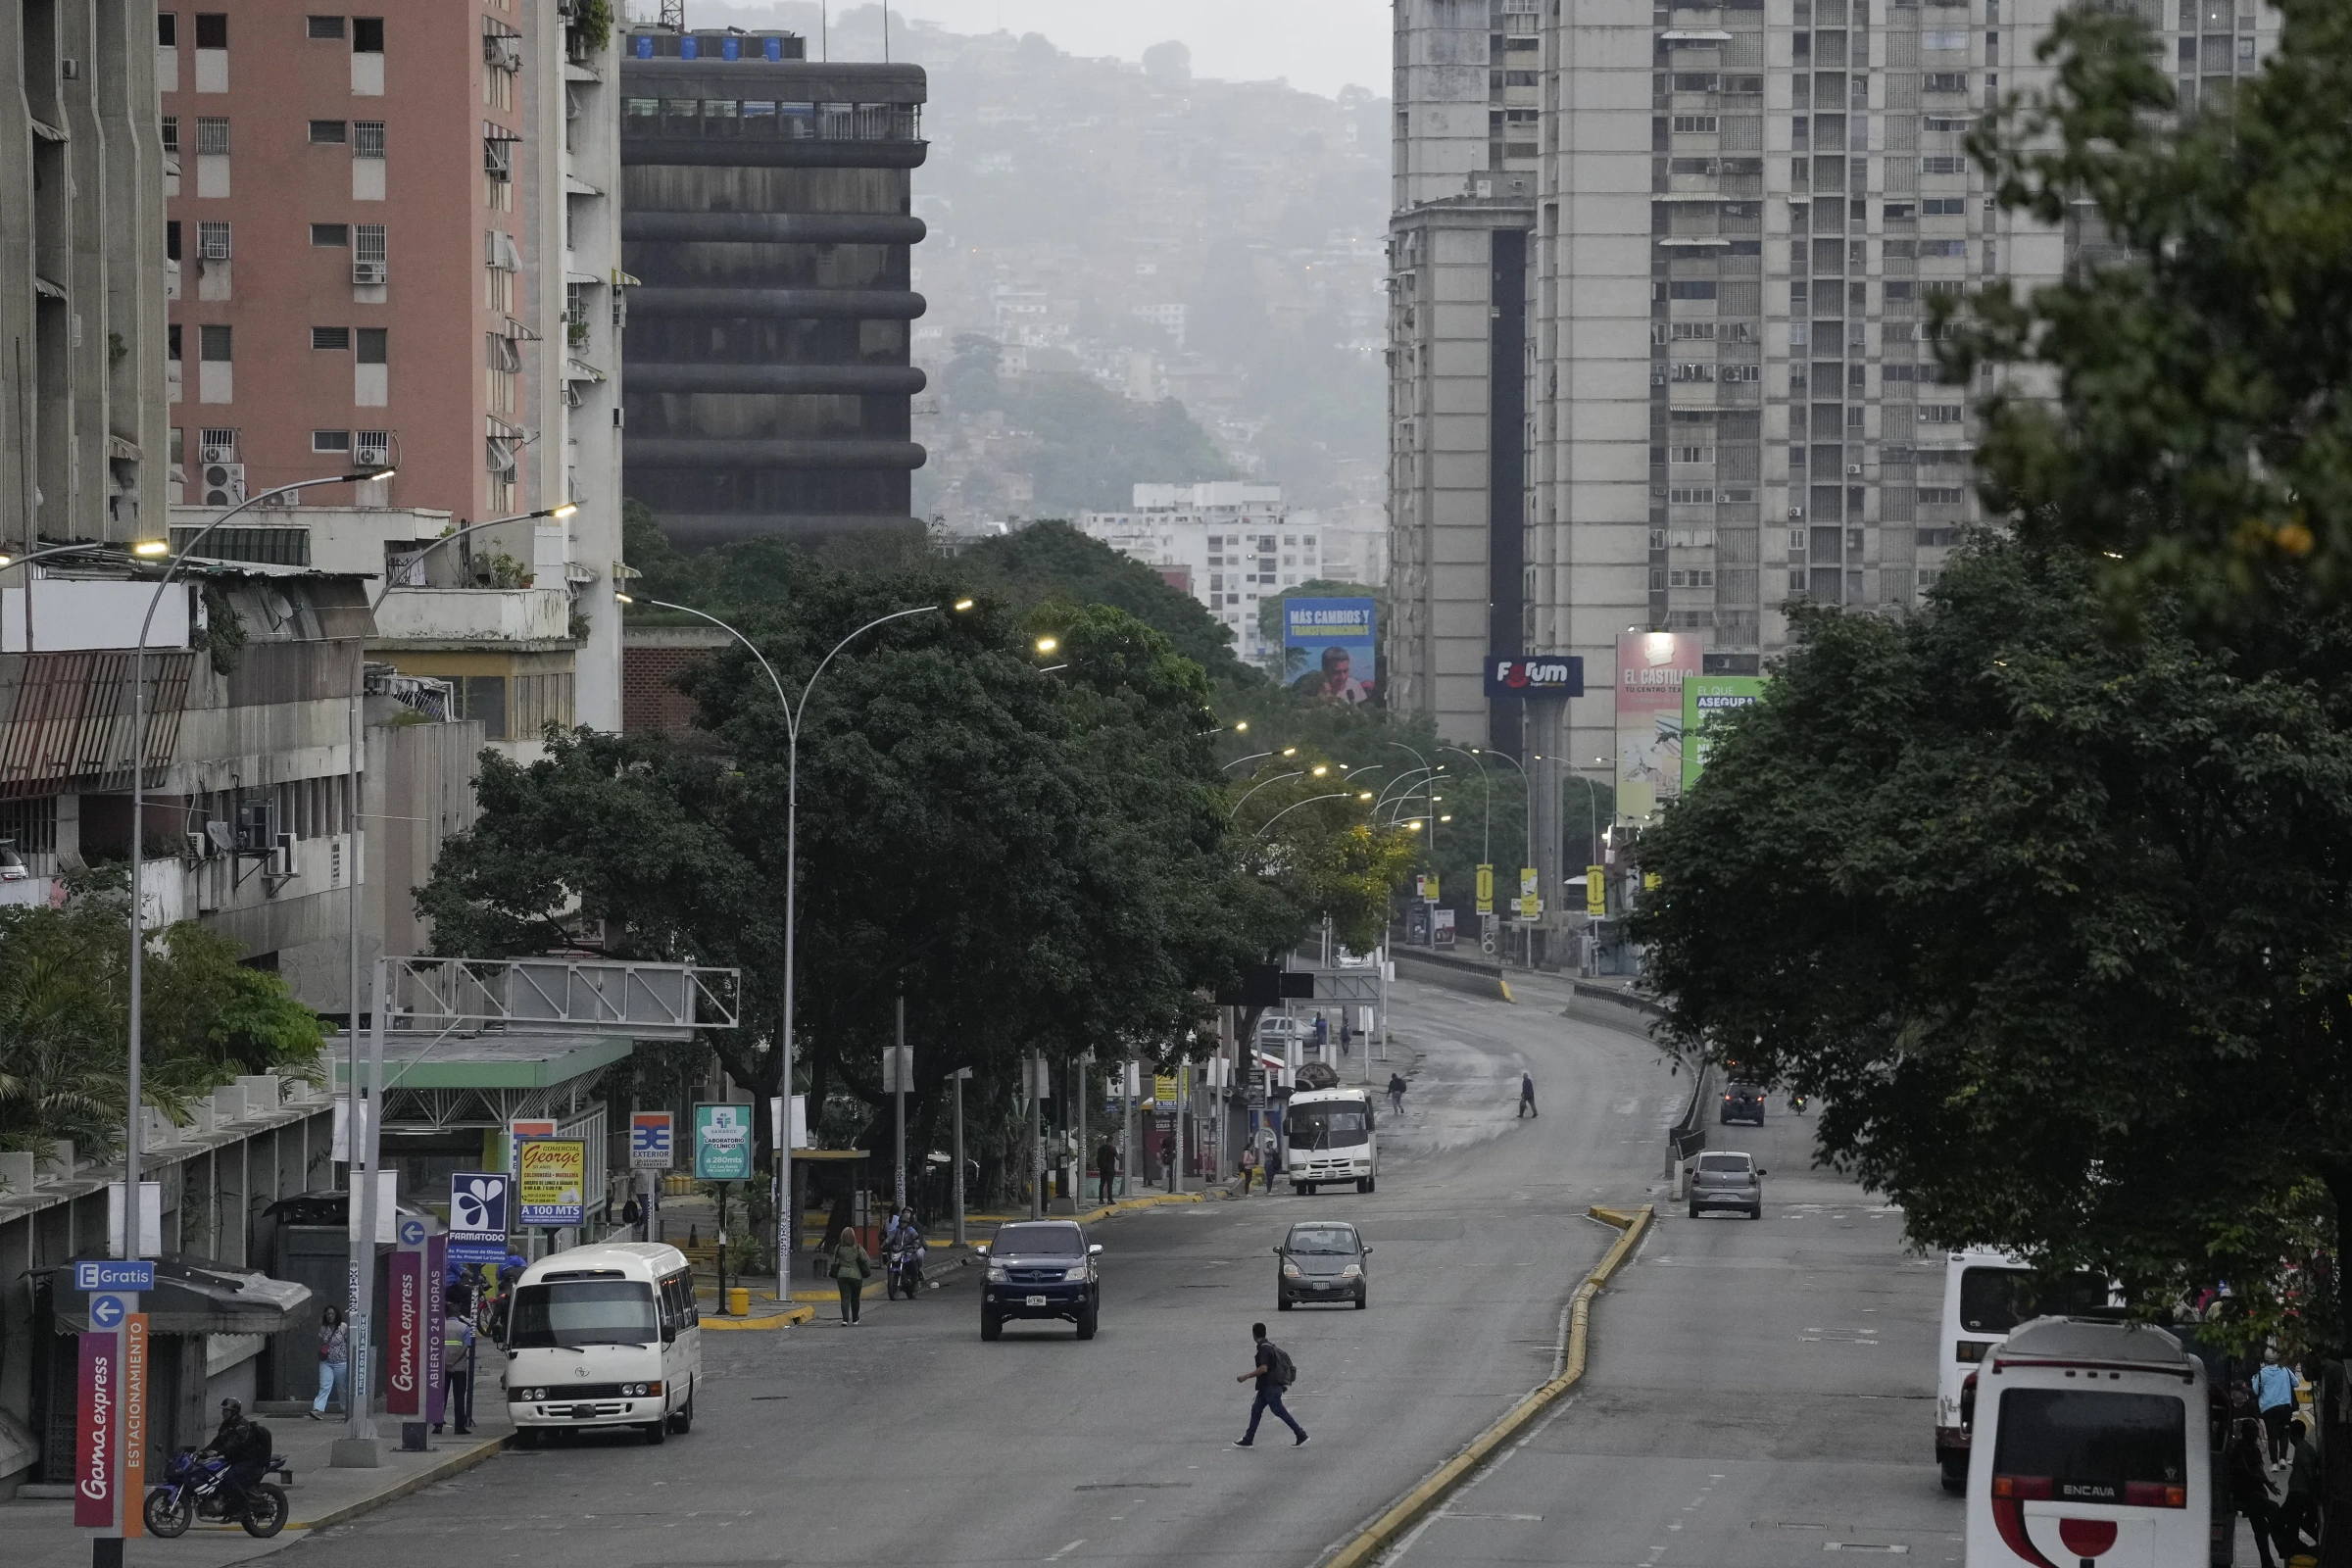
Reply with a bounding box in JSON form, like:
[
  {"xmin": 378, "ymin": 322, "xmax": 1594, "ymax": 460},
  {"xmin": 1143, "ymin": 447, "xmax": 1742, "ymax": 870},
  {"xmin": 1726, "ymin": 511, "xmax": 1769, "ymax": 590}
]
[
  {"xmin": 1847, "ymin": 465, "xmax": 1863, "ymax": 476},
  {"xmin": 201, "ymin": 462, "xmax": 246, "ymax": 506},
  {"xmin": 353, "ymin": 262, "xmax": 387, "ymax": 284},
  {"xmin": 1788, "ymin": 507, "xmax": 1805, "ymax": 519},
  {"xmin": 200, "ymin": 444, "xmax": 231, "ymax": 464},
  {"xmin": 270, "ymin": 832, "xmax": 297, "ymax": 880},
  {"xmin": 184, "ymin": 829, "xmax": 211, "ymax": 862},
  {"xmin": 355, "ymin": 444, "xmax": 390, "ymax": 466}
]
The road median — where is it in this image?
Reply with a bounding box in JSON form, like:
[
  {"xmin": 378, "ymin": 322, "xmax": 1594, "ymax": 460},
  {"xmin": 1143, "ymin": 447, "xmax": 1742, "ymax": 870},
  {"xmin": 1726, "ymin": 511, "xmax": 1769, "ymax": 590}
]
[{"xmin": 1319, "ymin": 1201, "xmax": 1654, "ymax": 1568}]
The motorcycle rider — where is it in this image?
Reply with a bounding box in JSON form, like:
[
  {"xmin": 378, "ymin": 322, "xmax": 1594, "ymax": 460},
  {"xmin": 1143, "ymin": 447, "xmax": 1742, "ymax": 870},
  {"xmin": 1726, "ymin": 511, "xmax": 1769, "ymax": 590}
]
[
  {"xmin": 883, "ymin": 1206, "xmax": 926, "ymax": 1297},
  {"xmin": 198, "ymin": 1397, "xmax": 272, "ymax": 1514}
]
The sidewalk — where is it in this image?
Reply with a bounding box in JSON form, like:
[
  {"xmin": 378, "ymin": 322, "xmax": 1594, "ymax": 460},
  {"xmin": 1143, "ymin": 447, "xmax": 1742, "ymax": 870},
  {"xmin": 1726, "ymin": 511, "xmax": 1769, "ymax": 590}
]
[{"xmin": 5, "ymin": 1385, "xmax": 513, "ymax": 1568}]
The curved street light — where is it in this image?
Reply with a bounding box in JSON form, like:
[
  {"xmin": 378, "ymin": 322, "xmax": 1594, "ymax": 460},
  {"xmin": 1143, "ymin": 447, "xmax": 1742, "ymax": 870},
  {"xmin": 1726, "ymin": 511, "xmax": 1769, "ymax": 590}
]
[
  {"xmin": 1253, "ymin": 791, "xmax": 1362, "ymax": 837},
  {"xmin": 1227, "ymin": 769, "xmax": 1304, "ymax": 818},
  {"xmin": 1466, "ymin": 747, "xmax": 1537, "ymax": 882},
  {"xmin": 127, "ymin": 466, "xmax": 391, "ymax": 1267},
  {"xmin": 615, "ymin": 591, "xmax": 969, "ymax": 1268},
  {"xmin": 1373, "ymin": 765, "xmax": 1440, "ymax": 819},
  {"xmin": 1438, "ymin": 746, "xmax": 1492, "ymax": 871},
  {"xmin": 0, "ymin": 539, "xmax": 171, "ymax": 575}
]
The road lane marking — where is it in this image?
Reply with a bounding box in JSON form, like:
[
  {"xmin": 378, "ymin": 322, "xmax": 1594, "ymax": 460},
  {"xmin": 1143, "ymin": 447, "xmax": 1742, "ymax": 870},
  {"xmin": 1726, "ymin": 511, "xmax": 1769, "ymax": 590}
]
[{"xmin": 1047, "ymin": 1539, "xmax": 1087, "ymax": 1560}]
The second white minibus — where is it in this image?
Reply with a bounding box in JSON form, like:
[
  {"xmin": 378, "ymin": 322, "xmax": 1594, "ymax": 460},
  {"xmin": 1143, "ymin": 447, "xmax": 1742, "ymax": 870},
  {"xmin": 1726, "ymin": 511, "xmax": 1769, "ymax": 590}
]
[{"xmin": 504, "ymin": 1242, "xmax": 701, "ymax": 1447}]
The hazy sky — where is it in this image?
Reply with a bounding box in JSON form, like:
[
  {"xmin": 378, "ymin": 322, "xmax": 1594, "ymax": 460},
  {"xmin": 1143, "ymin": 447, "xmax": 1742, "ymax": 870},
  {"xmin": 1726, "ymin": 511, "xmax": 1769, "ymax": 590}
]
[{"xmin": 757, "ymin": 1, "xmax": 1392, "ymax": 100}]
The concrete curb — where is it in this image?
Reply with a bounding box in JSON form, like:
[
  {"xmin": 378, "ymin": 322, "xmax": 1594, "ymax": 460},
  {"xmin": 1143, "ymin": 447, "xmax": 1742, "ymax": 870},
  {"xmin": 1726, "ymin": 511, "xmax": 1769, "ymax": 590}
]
[
  {"xmin": 286, "ymin": 1431, "xmax": 512, "ymax": 1533},
  {"xmin": 702, "ymin": 1303, "xmax": 816, "ymax": 1332},
  {"xmin": 1318, "ymin": 1202, "xmax": 1654, "ymax": 1568}
]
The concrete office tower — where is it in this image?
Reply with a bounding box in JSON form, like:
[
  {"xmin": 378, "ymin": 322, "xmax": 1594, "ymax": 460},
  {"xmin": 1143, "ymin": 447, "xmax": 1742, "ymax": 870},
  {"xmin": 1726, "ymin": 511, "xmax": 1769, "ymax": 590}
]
[
  {"xmin": 1395, "ymin": 0, "xmax": 2282, "ymax": 783},
  {"xmin": 2, "ymin": 0, "xmax": 173, "ymax": 551},
  {"xmin": 619, "ymin": 27, "xmax": 928, "ymax": 549},
  {"xmin": 160, "ymin": 1, "xmax": 626, "ymax": 729}
]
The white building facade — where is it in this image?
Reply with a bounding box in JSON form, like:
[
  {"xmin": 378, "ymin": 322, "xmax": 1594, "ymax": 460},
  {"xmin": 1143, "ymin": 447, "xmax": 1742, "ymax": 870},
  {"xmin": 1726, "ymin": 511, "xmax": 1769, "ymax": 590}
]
[{"xmin": 1078, "ymin": 483, "xmax": 1336, "ymax": 663}]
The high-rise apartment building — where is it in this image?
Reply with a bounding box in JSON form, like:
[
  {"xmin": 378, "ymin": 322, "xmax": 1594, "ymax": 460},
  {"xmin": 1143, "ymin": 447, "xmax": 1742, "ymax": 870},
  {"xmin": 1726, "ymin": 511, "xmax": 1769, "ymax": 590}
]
[
  {"xmin": 619, "ymin": 26, "xmax": 929, "ymax": 549},
  {"xmin": 1078, "ymin": 483, "xmax": 1310, "ymax": 662},
  {"xmin": 160, "ymin": 0, "xmax": 626, "ymax": 728},
  {"xmin": 1391, "ymin": 0, "xmax": 2280, "ymax": 786},
  {"xmin": 3, "ymin": 0, "xmax": 173, "ymax": 552}
]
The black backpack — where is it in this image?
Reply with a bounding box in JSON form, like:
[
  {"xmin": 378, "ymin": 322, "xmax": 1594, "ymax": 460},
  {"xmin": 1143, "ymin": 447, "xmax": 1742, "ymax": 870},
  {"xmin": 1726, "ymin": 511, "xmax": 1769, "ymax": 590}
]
[{"xmin": 1265, "ymin": 1342, "xmax": 1298, "ymax": 1388}]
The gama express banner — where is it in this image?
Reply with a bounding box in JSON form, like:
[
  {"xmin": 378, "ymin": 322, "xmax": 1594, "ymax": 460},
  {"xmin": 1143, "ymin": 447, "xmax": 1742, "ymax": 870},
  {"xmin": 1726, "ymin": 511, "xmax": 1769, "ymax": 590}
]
[{"xmin": 1615, "ymin": 632, "xmax": 1705, "ymax": 819}]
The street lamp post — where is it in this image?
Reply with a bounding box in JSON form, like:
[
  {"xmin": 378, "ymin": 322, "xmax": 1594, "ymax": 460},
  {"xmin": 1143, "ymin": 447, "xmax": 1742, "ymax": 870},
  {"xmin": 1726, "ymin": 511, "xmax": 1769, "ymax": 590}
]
[
  {"xmin": 123, "ymin": 470, "xmax": 388, "ymax": 1275},
  {"xmin": 615, "ymin": 592, "xmax": 969, "ymax": 1273},
  {"xmin": 1227, "ymin": 769, "xmax": 1305, "ymax": 817}
]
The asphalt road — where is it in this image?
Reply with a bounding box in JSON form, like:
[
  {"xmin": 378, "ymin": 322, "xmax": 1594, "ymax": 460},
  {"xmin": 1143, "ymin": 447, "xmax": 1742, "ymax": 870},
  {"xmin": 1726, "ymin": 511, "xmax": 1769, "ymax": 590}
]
[
  {"xmin": 277, "ymin": 971, "xmax": 1687, "ymax": 1568},
  {"xmin": 1384, "ymin": 1094, "xmax": 1966, "ymax": 1568}
]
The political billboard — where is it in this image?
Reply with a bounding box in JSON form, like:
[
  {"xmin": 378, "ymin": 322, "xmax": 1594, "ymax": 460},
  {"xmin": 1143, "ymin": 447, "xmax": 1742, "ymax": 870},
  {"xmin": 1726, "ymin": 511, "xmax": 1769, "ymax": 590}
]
[
  {"xmin": 1615, "ymin": 631, "xmax": 1705, "ymax": 819},
  {"xmin": 1681, "ymin": 674, "xmax": 1767, "ymax": 792},
  {"xmin": 1283, "ymin": 598, "xmax": 1376, "ymax": 705}
]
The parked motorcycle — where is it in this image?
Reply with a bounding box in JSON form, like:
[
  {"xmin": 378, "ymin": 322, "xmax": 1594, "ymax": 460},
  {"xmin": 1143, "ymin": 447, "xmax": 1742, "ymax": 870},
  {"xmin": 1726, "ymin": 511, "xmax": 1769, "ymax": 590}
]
[{"xmin": 143, "ymin": 1446, "xmax": 289, "ymax": 1539}]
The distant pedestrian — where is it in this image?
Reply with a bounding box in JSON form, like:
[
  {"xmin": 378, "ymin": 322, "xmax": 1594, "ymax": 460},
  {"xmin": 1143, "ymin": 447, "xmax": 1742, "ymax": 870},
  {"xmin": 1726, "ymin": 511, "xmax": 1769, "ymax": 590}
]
[
  {"xmin": 1518, "ymin": 1072, "xmax": 1538, "ymax": 1118},
  {"xmin": 1232, "ymin": 1321, "xmax": 1308, "ymax": 1447},
  {"xmin": 1387, "ymin": 1073, "xmax": 1406, "ymax": 1117},
  {"xmin": 1239, "ymin": 1144, "xmax": 1260, "ymax": 1195},
  {"xmin": 622, "ymin": 1194, "xmax": 646, "ymax": 1241},
  {"xmin": 1160, "ymin": 1137, "xmax": 1176, "ymax": 1191},
  {"xmin": 2277, "ymin": 1415, "xmax": 2321, "ymax": 1557},
  {"xmin": 829, "ymin": 1227, "xmax": 872, "ymax": 1325},
  {"xmin": 2226, "ymin": 1398, "xmax": 2281, "ymax": 1568},
  {"xmin": 1313, "ymin": 1012, "xmax": 1328, "ymax": 1050},
  {"xmin": 2256, "ymin": 1348, "xmax": 2297, "ymax": 1464},
  {"xmin": 1096, "ymin": 1140, "xmax": 1119, "ymax": 1205},
  {"xmin": 1339, "ymin": 1019, "xmax": 1352, "ymax": 1058},
  {"xmin": 309, "ymin": 1305, "xmax": 348, "ymax": 1420},
  {"xmin": 437, "ymin": 1292, "xmax": 476, "ymax": 1436}
]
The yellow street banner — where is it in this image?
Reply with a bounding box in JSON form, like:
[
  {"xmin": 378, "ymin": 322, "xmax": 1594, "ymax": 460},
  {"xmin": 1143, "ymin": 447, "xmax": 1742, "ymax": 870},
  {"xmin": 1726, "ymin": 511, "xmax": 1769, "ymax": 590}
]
[
  {"xmin": 516, "ymin": 1138, "xmax": 586, "ymax": 1226},
  {"xmin": 1475, "ymin": 863, "xmax": 1494, "ymax": 914},
  {"xmin": 1587, "ymin": 863, "xmax": 1607, "ymax": 917},
  {"xmin": 1519, "ymin": 866, "xmax": 1541, "ymax": 920},
  {"xmin": 1153, "ymin": 1072, "xmax": 1177, "ymax": 1106}
]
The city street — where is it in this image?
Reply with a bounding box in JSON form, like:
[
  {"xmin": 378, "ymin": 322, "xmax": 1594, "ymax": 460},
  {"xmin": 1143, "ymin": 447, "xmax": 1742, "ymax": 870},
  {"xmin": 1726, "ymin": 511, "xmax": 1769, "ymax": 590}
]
[
  {"xmin": 280, "ymin": 973, "xmax": 1686, "ymax": 1568},
  {"xmin": 1385, "ymin": 1097, "xmax": 1964, "ymax": 1568}
]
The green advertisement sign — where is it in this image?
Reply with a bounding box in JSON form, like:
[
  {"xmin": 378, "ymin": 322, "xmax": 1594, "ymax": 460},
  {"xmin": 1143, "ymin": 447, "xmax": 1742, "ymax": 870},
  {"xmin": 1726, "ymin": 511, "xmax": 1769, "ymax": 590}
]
[
  {"xmin": 1682, "ymin": 675, "xmax": 1767, "ymax": 792},
  {"xmin": 694, "ymin": 1102, "xmax": 755, "ymax": 1181}
]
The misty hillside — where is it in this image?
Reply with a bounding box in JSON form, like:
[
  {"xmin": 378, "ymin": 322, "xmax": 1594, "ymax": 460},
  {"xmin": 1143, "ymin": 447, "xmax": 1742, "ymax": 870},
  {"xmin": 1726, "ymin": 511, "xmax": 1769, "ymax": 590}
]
[{"xmin": 665, "ymin": 2, "xmax": 1391, "ymax": 522}]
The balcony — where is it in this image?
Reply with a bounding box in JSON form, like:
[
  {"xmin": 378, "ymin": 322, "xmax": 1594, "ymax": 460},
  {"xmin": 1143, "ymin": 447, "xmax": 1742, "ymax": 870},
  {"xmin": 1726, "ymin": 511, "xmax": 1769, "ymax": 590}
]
[{"xmin": 372, "ymin": 586, "xmax": 573, "ymax": 647}]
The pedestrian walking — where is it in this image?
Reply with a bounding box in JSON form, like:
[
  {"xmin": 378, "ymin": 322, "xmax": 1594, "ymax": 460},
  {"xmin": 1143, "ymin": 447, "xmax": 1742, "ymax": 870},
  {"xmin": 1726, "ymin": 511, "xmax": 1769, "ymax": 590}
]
[
  {"xmin": 2256, "ymin": 1348, "xmax": 2297, "ymax": 1464},
  {"xmin": 1160, "ymin": 1136, "xmax": 1176, "ymax": 1191},
  {"xmin": 2276, "ymin": 1415, "xmax": 2321, "ymax": 1558},
  {"xmin": 829, "ymin": 1226, "xmax": 872, "ymax": 1324},
  {"xmin": 436, "ymin": 1290, "xmax": 476, "ymax": 1436},
  {"xmin": 1096, "ymin": 1139, "xmax": 1118, "ymax": 1206},
  {"xmin": 622, "ymin": 1194, "xmax": 646, "ymax": 1241},
  {"xmin": 1313, "ymin": 1012, "xmax": 1328, "ymax": 1051},
  {"xmin": 1518, "ymin": 1071, "xmax": 1538, "ymax": 1118},
  {"xmin": 1232, "ymin": 1321, "xmax": 1308, "ymax": 1447},
  {"xmin": 1239, "ymin": 1143, "xmax": 1260, "ymax": 1195},
  {"xmin": 1339, "ymin": 1019, "xmax": 1351, "ymax": 1058},
  {"xmin": 1387, "ymin": 1072, "xmax": 1406, "ymax": 1117},
  {"xmin": 2227, "ymin": 1398, "xmax": 2281, "ymax": 1568},
  {"xmin": 309, "ymin": 1304, "xmax": 348, "ymax": 1420}
]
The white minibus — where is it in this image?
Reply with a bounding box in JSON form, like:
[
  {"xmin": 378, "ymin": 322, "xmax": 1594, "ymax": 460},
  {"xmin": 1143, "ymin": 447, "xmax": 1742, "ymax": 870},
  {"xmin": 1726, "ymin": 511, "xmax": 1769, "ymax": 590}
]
[
  {"xmin": 1939, "ymin": 1250, "xmax": 2112, "ymax": 1493},
  {"xmin": 1966, "ymin": 1317, "xmax": 2209, "ymax": 1568},
  {"xmin": 504, "ymin": 1242, "xmax": 701, "ymax": 1447},
  {"xmin": 1285, "ymin": 1087, "xmax": 1378, "ymax": 1194}
]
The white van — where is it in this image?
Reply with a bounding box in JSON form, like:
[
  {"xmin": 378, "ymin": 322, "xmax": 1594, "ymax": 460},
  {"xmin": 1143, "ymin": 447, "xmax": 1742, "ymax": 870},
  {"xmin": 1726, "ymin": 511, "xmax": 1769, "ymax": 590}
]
[
  {"xmin": 1285, "ymin": 1087, "xmax": 1378, "ymax": 1194},
  {"xmin": 504, "ymin": 1242, "xmax": 701, "ymax": 1447},
  {"xmin": 1966, "ymin": 1317, "xmax": 2210, "ymax": 1568},
  {"xmin": 1938, "ymin": 1250, "xmax": 2112, "ymax": 1492}
]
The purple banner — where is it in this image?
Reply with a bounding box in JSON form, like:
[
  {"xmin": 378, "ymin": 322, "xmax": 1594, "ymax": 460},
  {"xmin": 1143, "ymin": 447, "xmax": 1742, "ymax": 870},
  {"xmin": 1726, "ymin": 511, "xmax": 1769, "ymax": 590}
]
[
  {"xmin": 386, "ymin": 1249, "xmax": 424, "ymax": 1417},
  {"xmin": 74, "ymin": 1331, "xmax": 117, "ymax": 1528},
  {"xmin": 425, "ymin": 1232, "xmax": 447, "ymax": 1426}
]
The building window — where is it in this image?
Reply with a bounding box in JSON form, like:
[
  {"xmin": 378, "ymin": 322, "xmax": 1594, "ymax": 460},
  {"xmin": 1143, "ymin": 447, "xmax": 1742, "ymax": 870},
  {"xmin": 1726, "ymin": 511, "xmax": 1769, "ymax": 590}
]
[
  {"xmin": 194, "ymin": 13, "xmax": 226, "ymax": 47},
  {"xmin": 310, "ymin": 119, "xmax": 348, "ymax": 144},
  {"xmin": 308, "ymin": 14, "xmax": 345, "ymax": 37},
  {"xmin": 353, "ymin": 17, "xmax": 383, "ymax": 51},
  {"xmin": 197, "ymin": 220, "xmax": 231, "ymax": 260},
  {"xmin": 354, "ymin": 121, "xmax": 385, "ymax": 158},
  {"xmin": 356, "ymin": 327, "xmax": 387, "ymax": 365},
  {"xmin": 161, "ymin": 117, "xmax": 180, "ymax": 153},
  {"xmin": 195, "ymin": 117, "xmax": 230, "ymax": 155},
  {"xmin": 312, "ymin": 326, "xmax": 349, "ymax": 350},
  {"xmin": 355, "ymin": 224, "xmax": 387, "ymax": 267},
  {"xmin": 166, "ymin": 221, "xmax": 181, "ymax": 261},
  {"xmin": 311, "ymin": 222, "xmax": 349, "ymax": 247},
  {"xmin": 199, "ymin": 324, "xmax": 232, "ymax": 362},
  {"xmin": 168, "ymin": 324, "xmax": 181, "ymax": 361},
  {"xmin": 159, "ymin": 13, "xmax": 177, "ymax": 44},
  {"xmin": 313, "ymin": 429, "xmax": 351, "ymax": 453}
]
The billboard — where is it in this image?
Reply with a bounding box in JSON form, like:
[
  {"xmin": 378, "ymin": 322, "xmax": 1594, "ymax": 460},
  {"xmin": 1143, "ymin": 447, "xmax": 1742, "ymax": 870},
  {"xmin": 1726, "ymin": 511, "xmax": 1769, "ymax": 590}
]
[
  {"xmin": 1615, "ymin": 632, "xmax": 1705, "ymax": 820},
  {"xmin": 515, "ymin": 1139, "xmax": 586, "ymax": 1226},
  {"xmin": 1484, "ymin": 655, "xmax": 1586, "ymax": 699},
  {"xmin": 1681, "ymin": 675, "xmax": 1767, "ymax": 791},
  {"xmin": 1283, "ymin": 597, "xmax": 1376, "ymax": 705},
  {"xmin": 693, "ymin": 1102, "xmax": 754, "ymax": 1181}
]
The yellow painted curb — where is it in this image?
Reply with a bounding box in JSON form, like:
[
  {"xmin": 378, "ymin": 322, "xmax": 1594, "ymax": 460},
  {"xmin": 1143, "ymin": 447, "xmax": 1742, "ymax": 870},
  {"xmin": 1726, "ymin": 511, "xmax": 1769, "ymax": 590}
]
[
  {"xmin": 700, "ymin": 1303, "xmax": 815, "ymax": 1332},
  {"xmin": 1320, "ymin": 1202, "xmax": 1652, "ymax": 1568}
]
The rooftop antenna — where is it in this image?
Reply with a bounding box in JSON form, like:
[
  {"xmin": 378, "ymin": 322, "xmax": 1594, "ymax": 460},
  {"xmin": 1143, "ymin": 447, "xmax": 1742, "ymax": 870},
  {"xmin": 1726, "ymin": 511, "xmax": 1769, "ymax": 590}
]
[
  {"xmin": 659, "ymin": 0, "xmax": 684, "ymax": 29},
  {"xmin": 821, "ymin": 2, "xmax": 828, "ymax": 60},
  {"xmin": 883, "ymin": 4, "xmax": 890, "ymax": 61}
]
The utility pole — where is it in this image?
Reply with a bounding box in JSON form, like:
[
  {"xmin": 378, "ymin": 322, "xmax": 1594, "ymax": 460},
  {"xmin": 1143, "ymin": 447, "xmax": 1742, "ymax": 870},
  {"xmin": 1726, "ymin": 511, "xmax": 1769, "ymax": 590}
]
[
  {"xmin": 1122, "ymin": 1059, "xmax": 1137, "ymax": 1199},
  {"xmin": 892, "ymin": 995, "xmax": 906, "ymax": 1213},
  {"xmin": 1173, "ymin": 1061, "xmax": 1187, "ymax": 1196},
  {"xmin": 948, "ymin": 1066, "xmax": 970, "ymax": 1245},
  {"xmin": 1076, "ymin": 1050, "xmax": 1092, "ymax": 1209},
  {"xmin": 1027, "ymin": 1054, "xmax": 1043, "ymax": 1220}
]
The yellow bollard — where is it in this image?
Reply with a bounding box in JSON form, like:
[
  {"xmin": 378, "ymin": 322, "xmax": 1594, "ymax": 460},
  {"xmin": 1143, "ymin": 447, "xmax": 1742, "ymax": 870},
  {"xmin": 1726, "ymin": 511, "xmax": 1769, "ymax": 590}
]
[{"xmin": 727, "ymin": 1286, "xmax": 751, "ymax": 1316}]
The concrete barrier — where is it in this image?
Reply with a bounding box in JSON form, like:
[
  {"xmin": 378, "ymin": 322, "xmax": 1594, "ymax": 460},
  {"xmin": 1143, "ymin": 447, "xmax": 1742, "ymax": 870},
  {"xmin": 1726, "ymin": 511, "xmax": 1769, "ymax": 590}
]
[{"xmin": 1389, "ymin": 946, "xmax": 1513, "ymax": 1002}]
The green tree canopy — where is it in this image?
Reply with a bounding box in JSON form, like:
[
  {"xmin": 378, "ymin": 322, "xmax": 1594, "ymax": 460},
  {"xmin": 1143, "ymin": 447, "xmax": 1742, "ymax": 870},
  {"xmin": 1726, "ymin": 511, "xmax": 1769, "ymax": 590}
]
[
  {"xmin": 1963, "ymin": 1, "xmax": 2352, "ymax": 610},
  {"xmin": 1632, "ymin": 537, "xmax": 2352, "ymax": 1353}
]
